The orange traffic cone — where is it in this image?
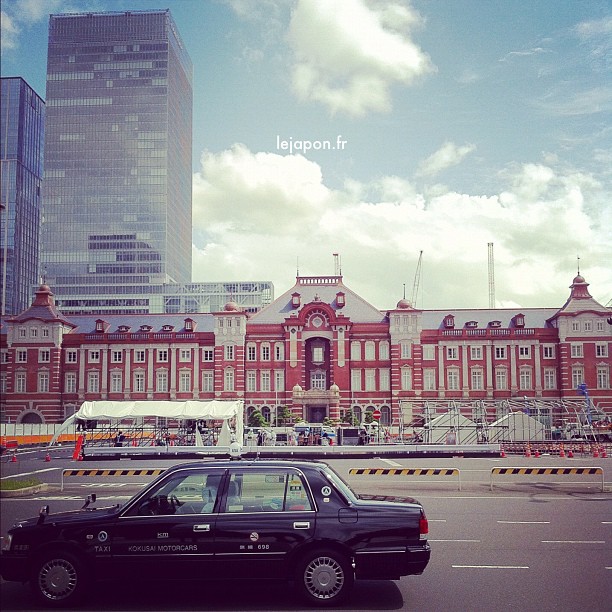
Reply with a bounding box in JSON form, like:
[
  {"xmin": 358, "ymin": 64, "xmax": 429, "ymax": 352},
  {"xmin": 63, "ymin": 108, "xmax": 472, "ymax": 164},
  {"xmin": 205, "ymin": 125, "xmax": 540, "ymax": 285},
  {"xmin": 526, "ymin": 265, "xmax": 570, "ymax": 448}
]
[
  {"xmin": 525, "ymin": 444, "xmax": 532, "ymax": 458},
  {"xmin": 10, "ymin": 453, "xmax": 17, "ymax": 463},
  {"xmin": 592, "ymin": 445, "xmax": 599, "ymax": 458},
  {"xmin": 44, "ymin": 452, "xmax": 51, "ymax": 462},
  {"xmin": 600, "ymin": 446, "xmax": 607, "ymax": 459},
  {"xmin": 500, "ymin": 447, "xmax": 506, "ymax": 458},
  {"xmin": 534, "ymin": 448, "xmax": 540, "ymax": 458},
  {"xmin": 567, "ymin": 449, "xmax": 574, "ymax": 458},
  {"xmin": 559, "ymin": 444, "xmax": 565, "ymax": 458}
]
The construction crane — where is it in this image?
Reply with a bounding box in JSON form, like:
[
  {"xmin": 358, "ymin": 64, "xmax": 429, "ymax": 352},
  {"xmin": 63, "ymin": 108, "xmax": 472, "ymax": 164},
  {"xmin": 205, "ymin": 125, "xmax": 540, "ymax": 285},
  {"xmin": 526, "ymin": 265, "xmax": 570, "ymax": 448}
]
[
  {"xmin": 488, "ymin": 242, "xmax": 495, "ymax": 309},
  {"xmin": 411, "ymin": 251, "xmax": 423, "ymax": 307}
]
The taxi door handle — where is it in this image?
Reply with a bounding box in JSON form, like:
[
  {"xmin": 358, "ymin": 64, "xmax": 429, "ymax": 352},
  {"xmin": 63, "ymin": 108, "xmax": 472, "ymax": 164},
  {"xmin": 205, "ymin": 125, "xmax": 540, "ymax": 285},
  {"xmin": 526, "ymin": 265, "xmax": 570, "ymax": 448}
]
[
  {"xmin": 193, "ymin": 524, "xmax": 211, "ymax": 532},
  {"xmin": 293, "ymin": 522, "xmax": 310, "ymax": 530}
]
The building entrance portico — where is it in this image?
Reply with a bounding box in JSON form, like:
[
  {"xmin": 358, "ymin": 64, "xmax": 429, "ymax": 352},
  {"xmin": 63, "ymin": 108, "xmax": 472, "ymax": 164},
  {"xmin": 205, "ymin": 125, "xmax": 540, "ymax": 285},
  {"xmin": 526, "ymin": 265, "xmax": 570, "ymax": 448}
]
[{"xmin": 308, "ymin": 406, "xmax": 327, "ymax": 423}]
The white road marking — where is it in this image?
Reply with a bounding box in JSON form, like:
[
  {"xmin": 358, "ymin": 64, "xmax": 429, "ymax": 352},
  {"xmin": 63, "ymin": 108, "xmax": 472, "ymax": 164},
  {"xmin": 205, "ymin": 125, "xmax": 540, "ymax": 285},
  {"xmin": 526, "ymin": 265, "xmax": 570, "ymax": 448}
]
[
  {"xmin": 1, "ymin": 467, "xmax": 61, "ymax": 479},
  {"xmin": 453, "ymin": 565, "xmax": 529, "ymax": 569},
  {"xmin": 541, "ymin": 540, "xmax": 605, "ymax": 544},
  {"xmin": 497, "ymin": 521, "xmax": 550, "ymax": 524},
  {"xmin": 2, "ymin": 495, "xmax": 131, "ymax": 501},
  {"xmin": 39, "ymin": 495, "xmax": 130, "ymax": 501},
  {"xmin": 379, "ymin": 458, "xmax": 403, "ymax": 467},
  {"xmin": 80, "ymin": 483, "xmax": 132, "ymax": 487},
  {"xmin": 418, "ymin": 495, "xmax": 588, "ymax": 500},
  {"xmin": 429, "ymin": 539, "xmax": 480, "ymax": 543},
  {"xmin": 428, "ymin": 519, "xmax": 447, "ymax": 522}
]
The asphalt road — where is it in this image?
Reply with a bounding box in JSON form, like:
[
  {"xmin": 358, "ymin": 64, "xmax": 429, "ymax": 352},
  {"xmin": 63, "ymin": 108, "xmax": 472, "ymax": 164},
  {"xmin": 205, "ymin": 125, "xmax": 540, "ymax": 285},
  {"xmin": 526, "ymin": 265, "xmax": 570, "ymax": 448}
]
[{"xmin": 1, "ymin": 449, "xmax": 611, "ymax": 611}]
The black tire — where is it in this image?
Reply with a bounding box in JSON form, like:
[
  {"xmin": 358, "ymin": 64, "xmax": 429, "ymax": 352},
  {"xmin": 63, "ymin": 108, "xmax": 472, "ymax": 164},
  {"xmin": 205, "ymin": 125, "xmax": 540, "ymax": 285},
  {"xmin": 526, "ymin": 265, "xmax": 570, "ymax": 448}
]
[
  {"xmin": 30, "ymin": 550, "xmax": 88, "ymax": 607},
  {"xmin": 295, "ymin": 549, "xmax": 354, "ymax": 606}
]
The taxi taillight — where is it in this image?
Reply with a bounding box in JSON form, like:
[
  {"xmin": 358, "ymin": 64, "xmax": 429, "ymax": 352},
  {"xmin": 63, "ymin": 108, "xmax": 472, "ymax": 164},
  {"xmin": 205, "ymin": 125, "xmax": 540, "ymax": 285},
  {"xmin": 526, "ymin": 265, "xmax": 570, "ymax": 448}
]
[{"xmin": 419, "ymin": 512, "xmax": 429, "ymax": 539}]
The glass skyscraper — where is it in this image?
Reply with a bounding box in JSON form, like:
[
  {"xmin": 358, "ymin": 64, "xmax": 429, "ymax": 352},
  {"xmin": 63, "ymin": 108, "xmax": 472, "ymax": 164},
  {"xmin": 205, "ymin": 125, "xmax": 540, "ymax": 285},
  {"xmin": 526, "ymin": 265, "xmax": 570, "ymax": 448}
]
[
  {"xmin": 0, "ymin": 77, "xmax": 45, "ymax": 316},
  {"xmin": 41, "ymin": 10, "xmax": 193, "ymax": 311}
]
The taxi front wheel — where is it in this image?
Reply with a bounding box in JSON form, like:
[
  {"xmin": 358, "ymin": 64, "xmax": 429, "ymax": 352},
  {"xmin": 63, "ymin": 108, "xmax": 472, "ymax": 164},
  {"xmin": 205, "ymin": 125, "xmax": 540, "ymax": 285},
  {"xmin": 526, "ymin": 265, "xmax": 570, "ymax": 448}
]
[
  {"xmin": 295, "ymin": 548, "xmax": 354, "ymax": 606},
  {"xmin": 30, "ymin": 550, "xmax": 89, "ymax": 607}
]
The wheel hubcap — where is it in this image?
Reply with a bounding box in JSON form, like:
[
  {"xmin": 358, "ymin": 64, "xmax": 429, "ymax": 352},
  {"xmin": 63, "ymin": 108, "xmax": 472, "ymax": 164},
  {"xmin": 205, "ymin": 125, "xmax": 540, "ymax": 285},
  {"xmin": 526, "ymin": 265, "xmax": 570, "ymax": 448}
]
[
  {"xmin": 305, "ymin": 556, "xmax": 344, "ymax": 599},
  {"xmin": 39, "ymin": 559, "xmax": 77, "ymax": 600}
]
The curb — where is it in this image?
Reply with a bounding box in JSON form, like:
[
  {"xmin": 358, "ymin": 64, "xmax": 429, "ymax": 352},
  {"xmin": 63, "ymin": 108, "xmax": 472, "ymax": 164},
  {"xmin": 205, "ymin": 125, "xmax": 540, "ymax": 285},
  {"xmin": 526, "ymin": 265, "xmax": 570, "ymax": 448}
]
[{"xmin": 0, "ymin": 483, "xmax": 52, "ymax": 498}]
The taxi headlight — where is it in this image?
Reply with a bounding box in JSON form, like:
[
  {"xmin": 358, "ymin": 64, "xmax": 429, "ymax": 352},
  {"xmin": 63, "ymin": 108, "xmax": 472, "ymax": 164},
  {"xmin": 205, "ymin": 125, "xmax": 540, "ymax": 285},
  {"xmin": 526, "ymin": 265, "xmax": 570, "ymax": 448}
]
[{"xmin": 1, "ymin": 534, "xmax": 12, "ymax": 551}]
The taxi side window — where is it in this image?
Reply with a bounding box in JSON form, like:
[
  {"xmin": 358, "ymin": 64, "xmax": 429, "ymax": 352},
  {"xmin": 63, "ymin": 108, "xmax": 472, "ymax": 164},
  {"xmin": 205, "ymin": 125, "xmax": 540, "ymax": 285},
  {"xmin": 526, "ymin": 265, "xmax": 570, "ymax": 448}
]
[
  {"xmin": 224, "ymin": 471, "xmax": 312, "ymax": 513},
  {"xmin": 124, "ymin": 471, "xmax": 224, "ymax": 516}
]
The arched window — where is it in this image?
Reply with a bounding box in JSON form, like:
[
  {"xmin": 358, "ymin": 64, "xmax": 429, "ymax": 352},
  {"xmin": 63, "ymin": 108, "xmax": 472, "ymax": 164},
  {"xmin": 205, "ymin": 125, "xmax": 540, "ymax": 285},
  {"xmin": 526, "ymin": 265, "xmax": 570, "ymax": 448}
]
[
  {"xmin": 380, "ymin": 406, "xmax": 391, "ymax": 426},
  {"xmin": 261, "ymin": 406, "xmax": 271, "ymax": 423},
  {"xmin": 20, "ymin": 411, "xmax": 43, "ymax": 424}
]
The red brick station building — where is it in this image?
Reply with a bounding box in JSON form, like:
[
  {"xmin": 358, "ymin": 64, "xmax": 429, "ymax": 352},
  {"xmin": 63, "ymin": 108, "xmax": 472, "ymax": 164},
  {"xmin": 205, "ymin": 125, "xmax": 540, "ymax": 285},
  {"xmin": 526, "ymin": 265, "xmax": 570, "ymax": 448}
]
[{"xmin": 1, "ymin": 273, "xmax": 611, "ymax": 429}]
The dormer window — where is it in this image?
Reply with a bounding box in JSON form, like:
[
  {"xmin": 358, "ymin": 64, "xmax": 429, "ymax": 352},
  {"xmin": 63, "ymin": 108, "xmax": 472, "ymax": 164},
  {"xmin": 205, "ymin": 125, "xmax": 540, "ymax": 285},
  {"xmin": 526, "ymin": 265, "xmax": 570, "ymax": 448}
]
[
  {"xmin": 118, "ymin": 325, "xmax": 131, "ymax": 333},
  {"xmin": 162, "ymin": 324, "xmax": 174, "ymax": 332},
  {"xmin": 466, "ymin": 321, "xmax": 478, "ymax": 328},
  {"xmin": 444, "ymin": 314, "xmax": 455, "ymax": 329},
  {"xmin": 513, "ymin": 314, "xmax": 525, "ymax": 328},
  {"xmin": 184, "ymin": 318, "xmax": 194, "ymax": 331},
  {"xmin": 95, "ymin": 319, "xmax": 109, "ymax": 333},
  {"xmin": 139, "ymin": 325, "xmax": 152, "ymax": 333},
  {"xmin": 292, "ymin": 292, "xmax": 301, "ymax": 308},
  {"xmin": 489, "ymin": 320, "xmax": 502, "ymax": 328},
  {"xmin": 336, "ymin": 291, "xmax": 345, "ymax": 308}
]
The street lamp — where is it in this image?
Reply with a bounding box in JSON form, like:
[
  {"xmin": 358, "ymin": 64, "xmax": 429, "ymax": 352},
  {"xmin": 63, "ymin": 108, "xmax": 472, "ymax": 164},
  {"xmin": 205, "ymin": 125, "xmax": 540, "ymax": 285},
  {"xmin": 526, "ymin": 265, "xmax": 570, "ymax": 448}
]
[{"xmin": 576, "ymin": 382, "xmax": 592, "ymax": 425}]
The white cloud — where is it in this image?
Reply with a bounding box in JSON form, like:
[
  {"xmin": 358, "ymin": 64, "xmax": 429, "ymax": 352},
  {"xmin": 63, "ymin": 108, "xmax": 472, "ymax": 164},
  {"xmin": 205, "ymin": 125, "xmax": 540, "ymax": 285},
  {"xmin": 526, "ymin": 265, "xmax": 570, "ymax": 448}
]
[
  {"xmin": 287, "ymin": 0, "xmax": 434, "ymax": 116},
  {"xmin": 537, "ymin": 86, "xmax": 612, "ymax": 117},
  {"xmin": 575, "ymin": 16, "xmax": 612, "ymax": 38},
  {"xmin": 192, "ymin": 145, "xmax": 612, "ymax": 309},
  {"xmin": 193, "ymin": 144, "xmax": 332, "ymax": 236},
  {"xmin": 1, "ymin": 0, "xmax": 95, "ymax": 52},
  {"xmin": 416, "ymin": 141, "xmax": 476, "ymax": 178},
  {"xmin": 1, "ymin": 11, "xmax": 20, "ymax": 50},
  {"xmin": 455, "ymin": 69, "xmax": 481, "ymax": 85},
  {"xmin": 499, "ymin": 47, "xmax": 550, "ymax": 62},
  {"xmin": 574, "ymin": 16, "xmax": 611, "ymax": 74}
]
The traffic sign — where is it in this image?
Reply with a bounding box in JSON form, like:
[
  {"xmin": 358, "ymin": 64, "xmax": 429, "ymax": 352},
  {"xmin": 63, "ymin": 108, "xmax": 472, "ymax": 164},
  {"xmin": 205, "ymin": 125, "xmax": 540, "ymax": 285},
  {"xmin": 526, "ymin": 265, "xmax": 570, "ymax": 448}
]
[{"xmin": 372, "ymin": 409, "xmax": 381, "ymax": 420}]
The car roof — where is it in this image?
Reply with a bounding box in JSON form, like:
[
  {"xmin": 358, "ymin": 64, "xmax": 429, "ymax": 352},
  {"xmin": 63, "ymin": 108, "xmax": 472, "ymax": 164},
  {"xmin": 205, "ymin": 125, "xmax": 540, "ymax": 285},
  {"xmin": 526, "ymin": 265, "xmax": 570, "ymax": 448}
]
[{"xmin": 163, "ymin": 459, "xmax": 330, "ymax": 474}]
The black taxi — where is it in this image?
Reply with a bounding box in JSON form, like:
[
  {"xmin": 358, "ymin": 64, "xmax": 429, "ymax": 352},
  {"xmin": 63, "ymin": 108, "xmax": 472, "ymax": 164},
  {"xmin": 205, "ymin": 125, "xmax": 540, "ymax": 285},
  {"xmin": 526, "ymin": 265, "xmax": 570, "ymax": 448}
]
[{"xmin": 0, "ymin": 460, "xmax": 430, "ymax": 607}]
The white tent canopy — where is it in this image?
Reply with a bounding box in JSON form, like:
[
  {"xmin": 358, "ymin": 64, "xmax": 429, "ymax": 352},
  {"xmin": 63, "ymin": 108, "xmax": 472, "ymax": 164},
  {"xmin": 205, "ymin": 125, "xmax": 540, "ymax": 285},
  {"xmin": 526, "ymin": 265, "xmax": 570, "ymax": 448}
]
[
  {"xmin": 49, "ymin": 400, "xmax": 244, "ymax": 447},
  {"xmin": 419, "ymin": 409, "xmax": 478, "ymax": 444},
  {"xmin": 488, "ymin": 411, "xmax": 545, "ymax": 442}
]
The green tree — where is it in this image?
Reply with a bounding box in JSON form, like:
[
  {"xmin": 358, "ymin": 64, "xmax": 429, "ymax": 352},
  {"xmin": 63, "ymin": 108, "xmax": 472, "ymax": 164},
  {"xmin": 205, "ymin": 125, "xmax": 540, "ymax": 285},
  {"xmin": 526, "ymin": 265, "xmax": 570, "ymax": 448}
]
[
  {"xmin": 364, "ymin": 410, "xmax": 374, "ymax": 424},
  {"xmin": 248, "ymin": 409, "xmax": 268, "ymax": 428},
  {"xmin": 340, "ymin": 410, "xmax": 359, "ymax": 426},
  {"xmin": 275, "ymin": 405, "xmax": 293, "ymax": 426}
]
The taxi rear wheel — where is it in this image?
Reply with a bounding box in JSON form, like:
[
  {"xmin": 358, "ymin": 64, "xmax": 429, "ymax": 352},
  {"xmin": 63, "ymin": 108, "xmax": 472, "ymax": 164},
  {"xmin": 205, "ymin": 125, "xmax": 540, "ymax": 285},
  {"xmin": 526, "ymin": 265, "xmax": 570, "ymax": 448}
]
[
  {"xmin": 31, "ymin": 550, "xmax": 88, "ymax": 607},
  {"xmin": 295, "ymin": 548, "xmax": 353, "ymax": 606}
]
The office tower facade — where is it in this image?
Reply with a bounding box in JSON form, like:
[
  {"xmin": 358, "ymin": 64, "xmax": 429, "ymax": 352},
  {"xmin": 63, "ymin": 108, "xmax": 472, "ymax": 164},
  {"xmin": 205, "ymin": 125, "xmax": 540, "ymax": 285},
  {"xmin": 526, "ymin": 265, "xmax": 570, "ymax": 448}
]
[
  {"xmin": 0, "ymin": 77, "xmax": 45, "ymax": 316},
  {"xmin": 41, "ymin": 10, "xmax": 193, "ymax": 311}
]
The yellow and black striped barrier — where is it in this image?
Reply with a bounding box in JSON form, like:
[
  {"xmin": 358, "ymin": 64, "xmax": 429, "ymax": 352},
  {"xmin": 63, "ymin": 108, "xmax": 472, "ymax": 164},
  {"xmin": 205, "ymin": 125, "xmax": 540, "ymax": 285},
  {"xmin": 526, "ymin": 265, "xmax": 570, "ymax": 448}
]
[
  {"xmin": 61, "ymin": 468, "xmax": 166, "ymax": 491},
  {"xmin": 490, "ymin": 466, "xmax": 605, "ymax": 492},
  {"xmin": 349, "ymin": 467, "xmax": 461, "ymax": 491}
]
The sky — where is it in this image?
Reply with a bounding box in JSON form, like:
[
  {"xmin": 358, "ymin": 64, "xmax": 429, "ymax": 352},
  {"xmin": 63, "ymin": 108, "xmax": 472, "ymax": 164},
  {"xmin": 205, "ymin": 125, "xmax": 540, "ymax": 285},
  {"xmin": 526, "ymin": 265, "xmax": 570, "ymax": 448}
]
[{"xmin": 1, "ymin": 0, "xmax": 611, "ymax": 311}]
